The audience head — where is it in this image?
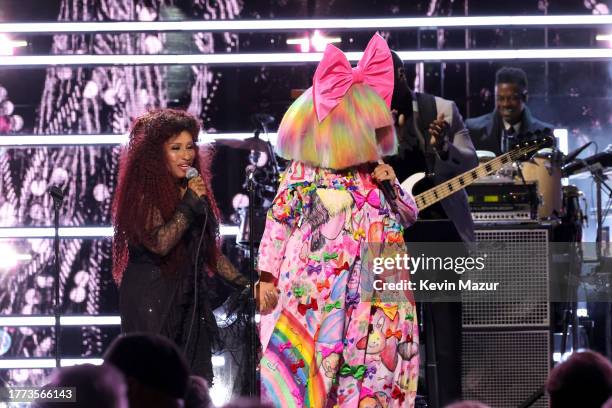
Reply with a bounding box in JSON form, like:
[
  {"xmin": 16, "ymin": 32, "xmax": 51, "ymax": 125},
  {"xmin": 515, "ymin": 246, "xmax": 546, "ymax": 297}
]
[
  {"xmin": 34, "ymin": 363, "xmax": 128, "ymax": 408},
  {"xmin": 545, "ymin": 349, "xmax": 612, "ymax": 408},
  {"xmin": 185, "ymin": 375, "xmax": 212, "ymax": 408},
  {"xmin": 104, "ymin": 333, "xmax": 190, "ymax": 408}
]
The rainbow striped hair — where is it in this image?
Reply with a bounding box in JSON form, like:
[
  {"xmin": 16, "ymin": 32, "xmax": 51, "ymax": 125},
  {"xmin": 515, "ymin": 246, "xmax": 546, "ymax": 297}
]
[{"xmin": 275, "ymin": 84, "xmax": 396, "ymax": 170}]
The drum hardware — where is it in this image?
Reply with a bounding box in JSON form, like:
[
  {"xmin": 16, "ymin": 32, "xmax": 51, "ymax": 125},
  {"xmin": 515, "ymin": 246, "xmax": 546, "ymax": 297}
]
[
  {"xmin": 237, "ymin": 207, "xmax": 267, "ymax": 245},
  {"xmin": 561, "ymin": 148, "xmax": 612, "ymax": 178},
  {"xmin": 232, "ymin": 113, "xmax": 279, "ymax": 398},
  {"xmin": 518, "ymin": 147, "xmax": 563, "ymax": 220},
  {"xmin": 557, "ymin": 185, "xmax": 586, "ymax": 242},
  {"xmin": 562, "ymin": 147, "xmax": 612, "ymax": 254},
  {"xmin": 561, "ymin": 141, "xmax": 594, "ymax": 166},
  {"xmin": 226, "ymin": 114, "xmax": 282, "ymax": 246},
  {"xmin": 215, "ymin": 135, "xmax": 270, "ymax": 151}
]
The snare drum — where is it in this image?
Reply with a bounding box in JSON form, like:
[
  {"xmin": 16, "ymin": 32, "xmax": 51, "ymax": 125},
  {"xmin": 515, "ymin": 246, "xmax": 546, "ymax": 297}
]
[{"xmin": 518, "ymin": 148, "xmax": 563, "ymax": 219}]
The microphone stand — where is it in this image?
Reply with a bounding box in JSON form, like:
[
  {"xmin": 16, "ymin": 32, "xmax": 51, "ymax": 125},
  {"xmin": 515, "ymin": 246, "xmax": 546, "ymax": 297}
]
[
  {"xmin": 49, "ymin": 187, "xmax": 64, "ymax": 368},
  {"xmin": 247, "ymin": 130, "xmax": 259, "ymax": 397},
  {"xmin": 578, "ymin": 160, "xmax": 612, "ymax": 258},
  {"xmin": 244, "ymin": 115, "xmax": 276, "ymax": 396}
]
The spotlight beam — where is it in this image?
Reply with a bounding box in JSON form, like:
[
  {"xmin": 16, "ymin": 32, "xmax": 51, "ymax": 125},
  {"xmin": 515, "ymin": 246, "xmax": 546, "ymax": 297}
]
[
  {"xmin": 0, "ymin": 358, "xmax": 104, "ymax": 369},
  {"xmin": 1, "ymin": 15, "xmax": 612, "ymax": 34},
  {"xmin": 0, "ymin": 133, "xmax": 278, "ymax": 147},
  {"xmin": 0, "ymin": 315, "xmax": 121, "ymax": 326},
  {"xmin": 2, "ymin": 49, "xmax": 611, "ymax": 67},
  {"xmin": 0, "ymin": 225, "xmax": 239, "ymax": 237}
]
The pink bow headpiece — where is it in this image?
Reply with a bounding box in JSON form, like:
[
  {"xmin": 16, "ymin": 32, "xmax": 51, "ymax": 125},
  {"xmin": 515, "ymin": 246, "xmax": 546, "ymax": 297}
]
[{"xmin": 312, "ymin": 33, "xmax": 394, "ymax": 122}]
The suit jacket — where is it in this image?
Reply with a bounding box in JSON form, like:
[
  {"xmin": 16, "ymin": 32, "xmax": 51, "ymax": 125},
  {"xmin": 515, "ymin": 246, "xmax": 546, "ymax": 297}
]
[
  {"xmin": 388, "ymin": 93, "xmax": 478, "ymax": 243},
  {"xmin": 466, "ymin": 106, "xmax": 553, "ymax": 155}
]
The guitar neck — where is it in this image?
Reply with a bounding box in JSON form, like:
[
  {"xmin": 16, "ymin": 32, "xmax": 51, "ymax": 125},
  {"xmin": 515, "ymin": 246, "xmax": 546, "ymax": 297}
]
[{"xmin": 413, "ymin": 150, "xmax": 516, "ymax": 211}]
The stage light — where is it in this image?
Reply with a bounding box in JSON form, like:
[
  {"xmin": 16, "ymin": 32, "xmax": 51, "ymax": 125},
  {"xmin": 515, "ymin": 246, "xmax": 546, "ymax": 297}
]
[
  {"xmin": 310, "ymin": 30, "xmax": 341, "ymax": 52},
  {"xmin": 206, "ymin": 132, "xmax": 278, "ymax": 145},
  {"xmin": 0, "ymin": 134, "xmax": 127, "ymax": 145},
  {"xmin": 60, "ymin": 315, "xmax": 121, "ymax": 326},
  {"xmin": 287, "ymin": 30, "xmax": 341, "ymax": 52},
  {"xmin": 232, "ymin": 193, "xmax": 249, "ymax": 210},
  {"xmin": 0, "ymin": 316, "xmax": 55, "ymax": 326},
  {"xmin": 0, "ymin": 243, "xmax": 32, "ymax": 269},
  {"xmin": 0, "ymin": 328, "xmax": 11, "ymax": 356},
  {"xmin": 209, "ymin": 379, "xmax": 231, "ymax": 407},
  {"xmin": 2, "ymin": 15, "xmax": 612, "ymax": 34},
  {"xmin": 553, "ymin": 128, "xmax": 569, "ymax": 155},
  {"xmin": 220, "ymin": 225, "xmax": 240, "ymax": 236},
  {"xmin": 0, "ymin": 34, "xmax": 27, "ymax": 55},
  {"xmin": 0, "ymin": 359, "xmax": 57, "ymax": 369},
  {"xmin": 0, "ymin": 132, "xmax": 278, "ymax": 146},
  {"xmin": 3, "ymin": 48, "xmax": 612, "ymax": 67},
  {"xmin": 60, "ymin": 358, "xmax": 104, "ymax": 367},
  {"xmin": 286, "ymin": 36, "xmax": 310, "ymax": 53},
  {"xmin": 211, "ymin": 355, "xmax": 226, "ymax": 367},
  {"xmin": 0, "ymin": 315, "xmax": 121, "ymax": 327},
  {"xmin": 596, "ymin": 33, "xmax": 612, "ymax": 47},
  {"xmin": 0, "ymin": 225, "xmax": 239, "ymax": 238},
  {"xmin": 0, "ymin": 358, "xmax": 104, "ymax": 369}
]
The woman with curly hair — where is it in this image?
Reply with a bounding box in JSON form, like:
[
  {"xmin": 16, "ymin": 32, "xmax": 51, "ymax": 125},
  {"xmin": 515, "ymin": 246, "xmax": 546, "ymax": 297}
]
[{"xmin": 112, "ymin": 108, "xmax": 245, "ymax": 382}]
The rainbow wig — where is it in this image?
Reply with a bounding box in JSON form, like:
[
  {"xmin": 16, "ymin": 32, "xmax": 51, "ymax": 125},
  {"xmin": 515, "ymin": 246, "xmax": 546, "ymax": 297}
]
[{"xmin": 275, "ymin": 83, "xmax": 396, "ymax": 170}]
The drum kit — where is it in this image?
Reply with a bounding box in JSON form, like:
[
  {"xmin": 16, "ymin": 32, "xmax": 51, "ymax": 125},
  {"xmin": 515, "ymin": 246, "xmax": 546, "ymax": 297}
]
[
  {"xmin": 215, "ymin": 114, "xmax": 283, "ymax": 264},
  {"xmin": 474, "ymin": 141, "xmax": 612, "ymax": 243}
]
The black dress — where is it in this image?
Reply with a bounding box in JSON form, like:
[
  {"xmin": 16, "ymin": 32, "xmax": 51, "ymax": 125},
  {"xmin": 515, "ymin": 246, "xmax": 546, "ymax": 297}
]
[{"xmin": 119, "ymin": 190, "xmax": 221, "ymax": 382}]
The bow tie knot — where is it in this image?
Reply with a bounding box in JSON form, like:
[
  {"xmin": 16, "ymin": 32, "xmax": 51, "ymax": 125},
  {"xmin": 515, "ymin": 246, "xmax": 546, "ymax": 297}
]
[{"xmin": 352, "ymin": 66, "xmax": 365, "ymax": 83}]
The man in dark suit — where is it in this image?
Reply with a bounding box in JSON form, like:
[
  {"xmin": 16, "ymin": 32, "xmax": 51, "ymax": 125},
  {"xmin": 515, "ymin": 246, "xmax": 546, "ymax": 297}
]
[
  {"xmin": 466, "ymin": 67, "xmax": 553, "ymax": 155},
  {"xmin": 386, "ymin": 51, "xmax": 478, "ymax": 408}
]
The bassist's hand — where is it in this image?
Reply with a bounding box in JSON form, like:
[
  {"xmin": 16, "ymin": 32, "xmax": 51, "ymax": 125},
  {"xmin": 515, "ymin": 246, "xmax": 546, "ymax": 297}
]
[{"xmin": 429, "ymin": 113, "xmax": 450, "ymax": 158}]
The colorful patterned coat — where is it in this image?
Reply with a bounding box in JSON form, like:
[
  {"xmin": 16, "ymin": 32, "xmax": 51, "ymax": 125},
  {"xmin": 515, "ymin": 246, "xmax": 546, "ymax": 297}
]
[{"xmin": 258, "ymin": 161, "xmax": 420, "ymax": 408}]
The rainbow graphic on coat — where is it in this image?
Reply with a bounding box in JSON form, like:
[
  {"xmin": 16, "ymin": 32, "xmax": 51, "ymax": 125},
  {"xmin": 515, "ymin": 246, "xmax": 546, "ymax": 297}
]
[{"xmin": 261, "ymin": 310, "xmax": 326, "ymax": 408}]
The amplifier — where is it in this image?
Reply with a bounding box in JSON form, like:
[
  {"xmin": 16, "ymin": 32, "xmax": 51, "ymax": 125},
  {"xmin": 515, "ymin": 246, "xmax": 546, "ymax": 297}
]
[
  {"xmin": 467, "ymin": 182, "xmax": 538, "ymax": 222},
  {"xmin": 461, "ymin": 225, "xmax": 552, "ymax": 408}
]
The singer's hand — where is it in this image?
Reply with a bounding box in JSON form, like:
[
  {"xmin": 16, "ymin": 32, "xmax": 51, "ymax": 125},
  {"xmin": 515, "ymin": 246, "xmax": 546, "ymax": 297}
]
[
  {"xmin": 372, "ymin": 163, "xmax": 397, "ymax": 183},
  {"xmin": 429, "ymin": 113, "xmax": 450, "ymax": 154},
  {"xmin": 187, "ymin": 176, "xmax": 207, "ymax": 198},
  {"xmin": 256, "ymin": 280, "xmax": 278, "ymax": 315}
]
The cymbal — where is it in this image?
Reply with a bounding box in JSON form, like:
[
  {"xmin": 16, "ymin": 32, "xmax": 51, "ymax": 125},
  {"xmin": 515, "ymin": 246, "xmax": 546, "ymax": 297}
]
[{"xmin": 215, "ymin": 137, "xmax": 269, "ymax": 151}]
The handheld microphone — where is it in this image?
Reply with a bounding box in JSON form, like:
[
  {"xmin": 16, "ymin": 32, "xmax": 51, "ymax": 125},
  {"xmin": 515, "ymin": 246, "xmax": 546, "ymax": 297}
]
[
  {"xmin": 186, "ymin": 167, "xmax": 199, "ymax": 180},
  {"xmin": 380, "ymin": 180, "xmax": 397, "ymax": 200},
  {"xmin": 377, "ymin": 160, "xmax": 397, "ymax": 200}
]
